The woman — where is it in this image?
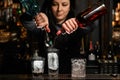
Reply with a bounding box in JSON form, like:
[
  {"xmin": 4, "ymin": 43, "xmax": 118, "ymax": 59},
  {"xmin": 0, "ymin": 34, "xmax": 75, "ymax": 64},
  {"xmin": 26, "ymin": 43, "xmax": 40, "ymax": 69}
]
[{"xmin": 20, "ymin": 0, "xmax": 93, "ymax": 74}]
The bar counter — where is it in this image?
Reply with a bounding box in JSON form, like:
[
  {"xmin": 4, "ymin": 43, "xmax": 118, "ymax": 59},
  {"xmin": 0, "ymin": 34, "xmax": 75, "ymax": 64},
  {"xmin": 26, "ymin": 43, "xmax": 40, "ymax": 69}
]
[{"xmin": 0, "ymin": 74, "xmax": 120, "ymax": 80}]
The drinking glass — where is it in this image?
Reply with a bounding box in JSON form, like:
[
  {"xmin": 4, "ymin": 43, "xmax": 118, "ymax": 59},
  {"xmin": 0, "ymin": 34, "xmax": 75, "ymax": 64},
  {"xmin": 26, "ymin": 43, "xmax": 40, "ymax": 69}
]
[
  {"xmin": 19, "ymin": 0, "xmax": 45, "ymax": 16},
  {"xmin": 47, "ymin": 47, "xmax": 59, "ymax": 77},
  {"xmin": 71, "ymin": 58, "xmax": 86, "ymax": 77}
]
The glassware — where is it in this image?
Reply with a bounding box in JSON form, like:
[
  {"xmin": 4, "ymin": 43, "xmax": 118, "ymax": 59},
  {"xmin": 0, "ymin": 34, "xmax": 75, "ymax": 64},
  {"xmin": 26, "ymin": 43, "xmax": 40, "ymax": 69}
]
[
  {"xmin": 19, "ymin": 0, "xmax": 45, "ymax": 16},
  {"xmin": 31, "ymin": 50, "xmax": 45, "ymax": 76},
  {"xmin": 71, "ymin": 58, "xmax": 86, "ymax": 78},
  {"xmin": 47, "ymin": 47, "xmax": 59, "ymax": 77}
]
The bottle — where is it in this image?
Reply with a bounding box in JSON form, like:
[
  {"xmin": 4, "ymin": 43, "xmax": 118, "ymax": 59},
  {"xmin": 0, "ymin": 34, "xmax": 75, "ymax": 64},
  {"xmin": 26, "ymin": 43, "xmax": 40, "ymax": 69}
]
[
  {"xmin": 112, "ymin": 56, "xmax": 118, "ymax": 77},
  {"xmin": 19, "ymin": 0, "xmax": 45, "ymax": 16},
  {"xmin": 31, "ymin": 49, "xmax": 45, "ymax": 76},
  {"xmin": 76, "ymin": 3, "xmax": 107, "ymax": 27},
  {"xmin": 107, "ymin": 41, "xmax": 114, "ymax": 61},
  {"xmin": 56, "ymin": 2, "xmax": 107, "ymax": 35},
  {"xmin": 88, "ymin": 41, "xmax": 96, "ymax": 61},
  {"xmin": 94, "ymin": 41, "xmax": 101, "ymax": 60},
  {"xmin": 44, "ymin": 32, "xmax": 59, "ymax": 77},
  {"xmin": 107, "ymin": 41, "xmax": 114, "ymax": 74},
  {"xmin": 47, "ymin": 48, "xmax": 59, "ymax": 77},
  {"xmin": 80, "ymin": 38, "xmax": 86, "ymax": 58}
]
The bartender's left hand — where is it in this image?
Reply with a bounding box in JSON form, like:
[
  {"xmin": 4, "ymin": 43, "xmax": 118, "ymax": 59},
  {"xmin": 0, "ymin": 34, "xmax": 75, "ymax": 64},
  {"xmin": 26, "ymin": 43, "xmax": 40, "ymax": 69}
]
[{"xmin": 62, "ymin": 18, "xmax": 78, "ymax": 34}]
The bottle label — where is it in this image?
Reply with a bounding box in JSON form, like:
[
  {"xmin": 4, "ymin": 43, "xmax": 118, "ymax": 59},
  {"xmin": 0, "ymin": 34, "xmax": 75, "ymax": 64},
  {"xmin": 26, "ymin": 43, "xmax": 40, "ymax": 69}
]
[
  {"xmin": 48, "ymin": 52, "xmax": 58, "ymax": 70},
  {"xmin": 32, "ymin": 60, "xmax": 44, "ymax": 73},
  {"xmin": 88, "ymin": 53, "xmax": 95, "ymax": 61}
]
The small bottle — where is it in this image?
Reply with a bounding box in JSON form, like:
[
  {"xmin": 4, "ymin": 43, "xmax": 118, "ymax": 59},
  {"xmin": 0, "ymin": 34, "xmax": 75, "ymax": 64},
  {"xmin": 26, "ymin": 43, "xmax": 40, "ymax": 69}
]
[
  {"xmin": 88, "ymin": 41, "xmax": 95, "ymax": 61},
  {"xmin": 112, "ymin": 56, "xmax": 118, "ymax": 77},
  {"xmin": 94, "ymin": 41, "xmax": 101, "ymax": 60},
  {"xmin": 107, "ymin": 41, "xmax": 114, "ymax": 75},
  {"xmin": 31, "ymin": 49, "xmax": 45, "ymax": 76},
  {"xmin": 107, "ymin": 41, "xmax": 114, "ymax": 61}
]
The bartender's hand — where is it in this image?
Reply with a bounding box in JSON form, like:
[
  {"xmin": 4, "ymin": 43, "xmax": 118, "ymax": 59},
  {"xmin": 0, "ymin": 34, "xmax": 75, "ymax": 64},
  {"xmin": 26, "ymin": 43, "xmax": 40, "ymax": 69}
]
[
  {"xmin": 35, "ymin": 12, "xmax": 50, "ymax": 32},
  {"xmin": 62, "ymin": 18, "xmax": 78, "ymax": 34}
]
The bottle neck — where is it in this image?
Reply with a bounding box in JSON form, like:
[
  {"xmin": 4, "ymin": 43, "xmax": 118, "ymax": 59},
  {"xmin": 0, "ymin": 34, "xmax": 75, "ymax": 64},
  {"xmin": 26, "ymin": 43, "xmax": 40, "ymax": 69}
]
[
  {"xmin": 89, "ymin": 41, "xmax": 94, "ymax": 52},
  {"xmin": 34, "ymin": 50, "xmax": 38, "ymax": 57}
]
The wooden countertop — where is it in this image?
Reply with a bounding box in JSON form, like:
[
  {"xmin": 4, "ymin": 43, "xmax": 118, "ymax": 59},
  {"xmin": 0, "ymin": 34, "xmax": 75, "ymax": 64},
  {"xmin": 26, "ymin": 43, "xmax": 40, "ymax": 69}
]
[{"xmin": 0, "ymin": 74, "xmax": 119, "ymax": 80}]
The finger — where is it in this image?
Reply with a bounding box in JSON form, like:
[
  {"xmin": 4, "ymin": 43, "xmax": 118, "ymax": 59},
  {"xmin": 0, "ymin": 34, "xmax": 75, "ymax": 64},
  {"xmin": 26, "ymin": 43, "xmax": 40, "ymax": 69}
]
[
  {"xmin": 36, "ymin": 17, "xmax": 44, "ymax": 23},
  {"xmin": 71, "ymin": 18, "xmax": 78, "ymax": 29},
  {"xmin": 35, "ymin": 19, "xmax": 44, "ymax": 26},
  {"xmin": 68, "ymin": 19, "xmax": 78, "ymax": 31},
  {"xmin": 45, "ymin": 24, "xmax": 50, "ymax": 33},
  {"xmin": 35, "ymin": 15, "xmax": 44, "ymax": 26},
  {"xmin": 69, "ymin": 19, "xmax": 76, "ymax": 29},
  {"xmin": 35, "ymin": 13, "xmax": 42, "ymax": 21},
  {"xmin": 71, "ymin": 19, "xmax": 79, "ymax": 31},
  {"xmin": 65, "ymin": 20, "xmax": 74, "ymax": 31},
  {"xmin": 62, "ymin": 23, "xmax": 70, "ymax": 33},
  {"xmin": 39, "ymin": 13, "xmax": 48, "ymax": 22}
]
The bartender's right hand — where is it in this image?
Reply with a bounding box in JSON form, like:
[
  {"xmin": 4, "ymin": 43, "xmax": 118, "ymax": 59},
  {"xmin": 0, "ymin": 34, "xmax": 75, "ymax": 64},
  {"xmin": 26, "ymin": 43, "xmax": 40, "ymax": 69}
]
[{"xmin": 35, "ymin": 12, "xmax": 50, "ymax": 32}]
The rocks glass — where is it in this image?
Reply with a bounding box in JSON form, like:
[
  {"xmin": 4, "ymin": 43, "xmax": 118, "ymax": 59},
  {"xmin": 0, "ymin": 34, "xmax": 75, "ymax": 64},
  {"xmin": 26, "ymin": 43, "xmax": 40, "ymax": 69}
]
[{"xmin": 71, "ymin": 58, "xmax": 86, "ymax": 78}]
